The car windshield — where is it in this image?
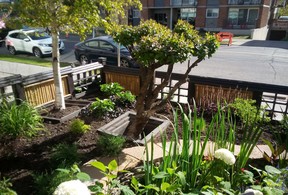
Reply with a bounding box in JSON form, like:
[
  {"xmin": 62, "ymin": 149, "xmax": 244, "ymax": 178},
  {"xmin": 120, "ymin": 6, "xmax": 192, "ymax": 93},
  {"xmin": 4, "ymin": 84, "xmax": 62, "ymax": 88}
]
[
  {"xmin": 27, "ymin": 31, "xmax": 50, "ymax": 40},
  {"xmin": 109, "ymin": 39, "xmax": 128, "ymax": 51}
]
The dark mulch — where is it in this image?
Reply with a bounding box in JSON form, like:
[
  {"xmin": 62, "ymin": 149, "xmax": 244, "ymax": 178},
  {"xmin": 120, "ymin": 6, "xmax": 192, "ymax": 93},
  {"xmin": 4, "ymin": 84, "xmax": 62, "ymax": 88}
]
[
  {"xmin": 0, "ymin": 99, "xmax": 130, "ymax": 195},
  {"xmin": 0, "ymin": 96, "xmax": 277, "ymax": 195}
]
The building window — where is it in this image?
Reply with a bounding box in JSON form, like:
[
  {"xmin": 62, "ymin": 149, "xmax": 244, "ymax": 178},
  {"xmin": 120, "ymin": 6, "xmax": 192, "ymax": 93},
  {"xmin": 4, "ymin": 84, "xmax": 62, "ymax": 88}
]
[
  {"xmin": 228, "ymin": 8, "xmax": 258, "ymax": 26},
  {"xmin": 206, "ymin": 8, "xmax": 219, "ymax": 18},
  {"xmin": 180, "ymin": 8, "xmax": 196, "ymax": 25},
  {"xmin": 133, "ymin": 10, "xmax": 140, "ymax": 18},
  {"xmin": 154, "ymin": 13, "xmax": 167, "ymax": 25}
]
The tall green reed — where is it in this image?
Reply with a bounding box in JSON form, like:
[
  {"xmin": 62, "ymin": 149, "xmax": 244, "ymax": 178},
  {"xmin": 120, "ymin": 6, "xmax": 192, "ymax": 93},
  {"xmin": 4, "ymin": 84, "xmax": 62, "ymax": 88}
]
[{"xmin": 140, "ymin": 103, "xmax": 213, "ymax": 193}]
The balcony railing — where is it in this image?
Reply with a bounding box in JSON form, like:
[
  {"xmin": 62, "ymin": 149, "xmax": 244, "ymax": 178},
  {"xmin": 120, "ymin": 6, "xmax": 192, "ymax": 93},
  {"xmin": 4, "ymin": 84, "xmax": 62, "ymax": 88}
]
[
  {"xmin": 171, "ymin": 0, "xmax": 197, "ymax": 6},
  {"xmin": 228, "ymin": 0, "xmax": 261, "ymax": 5}
]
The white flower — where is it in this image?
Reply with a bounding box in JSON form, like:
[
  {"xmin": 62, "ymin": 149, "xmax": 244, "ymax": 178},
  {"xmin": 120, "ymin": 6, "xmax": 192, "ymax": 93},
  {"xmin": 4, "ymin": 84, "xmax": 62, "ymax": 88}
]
[
  {"xmin": 244, "ymin": 189, "xmax": 263, "ymax": 195},
  {"xmin": 214, "ymin": 148, "xmax": 236, "ymax": 165},
  {"xmin": 53, "ymin": 180, "xmax": 90, "ymax": 195}
]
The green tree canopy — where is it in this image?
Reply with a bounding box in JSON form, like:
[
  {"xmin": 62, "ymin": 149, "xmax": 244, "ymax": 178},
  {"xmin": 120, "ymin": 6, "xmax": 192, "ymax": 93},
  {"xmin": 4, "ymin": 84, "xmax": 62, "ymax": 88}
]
[
  {"xmin": 10, "ymin": 0, "xmax": 141, "ymax": 109},
  {"xmin": 112, "ymin": 20, "xmax": 219, "ymax": 138}
]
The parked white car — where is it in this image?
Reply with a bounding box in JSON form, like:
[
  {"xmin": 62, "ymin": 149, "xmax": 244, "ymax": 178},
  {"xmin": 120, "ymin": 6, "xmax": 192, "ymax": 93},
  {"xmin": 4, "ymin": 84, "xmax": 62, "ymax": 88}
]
[{"xmin": 5, "ymin": 29, "xmax": 65, "ymax": 58}]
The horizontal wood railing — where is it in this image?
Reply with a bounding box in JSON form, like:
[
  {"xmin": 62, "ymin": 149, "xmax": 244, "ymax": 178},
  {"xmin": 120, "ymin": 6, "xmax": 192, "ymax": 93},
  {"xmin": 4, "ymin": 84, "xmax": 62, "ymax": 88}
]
[{"xmin": 0, "ymin": 62, "xmax": 103, "ymax": 107}]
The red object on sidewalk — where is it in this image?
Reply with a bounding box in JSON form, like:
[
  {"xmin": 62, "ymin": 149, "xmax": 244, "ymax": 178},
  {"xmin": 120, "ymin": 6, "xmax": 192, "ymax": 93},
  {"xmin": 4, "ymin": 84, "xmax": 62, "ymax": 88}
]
[{"xmin": 216, "ymin": 32, "xmax": 233, "ymax": 46}]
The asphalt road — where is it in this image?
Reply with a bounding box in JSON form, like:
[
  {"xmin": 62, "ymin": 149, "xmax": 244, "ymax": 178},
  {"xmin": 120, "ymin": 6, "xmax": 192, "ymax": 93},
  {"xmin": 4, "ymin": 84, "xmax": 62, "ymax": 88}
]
[
  {"xmin": 1, "ymin": 35, "xmax": 288, "ymax": 86},
  {"xmin": 157, "ymin": 39, "xmax": 288, "ymax": 86}
]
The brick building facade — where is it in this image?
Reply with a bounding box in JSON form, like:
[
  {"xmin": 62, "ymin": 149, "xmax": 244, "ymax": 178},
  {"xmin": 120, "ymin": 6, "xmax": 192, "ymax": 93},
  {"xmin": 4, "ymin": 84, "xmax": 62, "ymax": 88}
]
[{"xmin": 139, "ymin": 0, "xmax": 277, "ymax": 39}]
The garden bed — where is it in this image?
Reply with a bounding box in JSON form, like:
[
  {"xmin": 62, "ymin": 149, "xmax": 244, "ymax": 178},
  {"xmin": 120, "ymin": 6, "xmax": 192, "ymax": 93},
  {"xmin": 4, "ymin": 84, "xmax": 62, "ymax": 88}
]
[
  {"xmin": 0, "ymin": 96, "xmax": 283, "ymax": 194},
  {"xmin": 40, "ymin": 99, "xmax": 92, "ymax": 123}
]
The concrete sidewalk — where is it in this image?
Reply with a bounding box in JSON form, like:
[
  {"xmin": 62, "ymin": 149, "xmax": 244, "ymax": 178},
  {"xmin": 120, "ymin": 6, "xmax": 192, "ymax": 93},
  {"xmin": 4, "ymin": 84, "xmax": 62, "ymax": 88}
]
[
  {"xmin": 81, "ymin": 140, "xmax": 271, "ymax": 181},
  {"xmin": 0, "ymin": 60, "xmax": 51, "ymax": 77}
]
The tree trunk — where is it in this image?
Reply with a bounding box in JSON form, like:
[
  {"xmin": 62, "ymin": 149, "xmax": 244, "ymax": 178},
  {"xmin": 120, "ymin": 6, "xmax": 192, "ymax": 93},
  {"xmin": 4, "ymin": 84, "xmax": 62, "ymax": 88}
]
[
  {"xmin": 51, "ymin": 30, "xmax": 65, "ymax": 109},
  {"xmin": 125, "ymin": 67, "xmax": 156, "ymax": 139},
  {"xmin": 125, "ymin": 111, "xmax": 151, "ymax": 139}
]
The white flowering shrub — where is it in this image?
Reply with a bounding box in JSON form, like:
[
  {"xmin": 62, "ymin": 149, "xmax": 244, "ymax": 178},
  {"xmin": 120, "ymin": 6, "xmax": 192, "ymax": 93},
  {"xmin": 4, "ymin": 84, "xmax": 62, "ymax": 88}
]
[
  {"xmin": 244, "ymin": 188, "xmax": 263, "ymax": 195},
  {"xmin": 53, "ymin": 180, "xmax": 90, "ymax": 195},
  {"xmin": 214, "ymin": 148, "xmax": 236, "ymax": 165}
]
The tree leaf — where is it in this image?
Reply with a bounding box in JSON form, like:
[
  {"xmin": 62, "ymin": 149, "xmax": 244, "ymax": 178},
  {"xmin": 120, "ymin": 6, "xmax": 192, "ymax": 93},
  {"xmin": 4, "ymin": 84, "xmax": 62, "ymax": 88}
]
[
  {"xmin": 90, "ymin": 161, "xmax": 106, "ymax": 172},
  {"xmin": 265, "ymin": 165, "xmax": 281, "ymax": 174},
  {"xmin": 76, "ymin": 172, "xmax": 91, "ymax": 181},
  {"xmin": 108, "ymin": 159, "xmax": 118, "ymax": 171}
]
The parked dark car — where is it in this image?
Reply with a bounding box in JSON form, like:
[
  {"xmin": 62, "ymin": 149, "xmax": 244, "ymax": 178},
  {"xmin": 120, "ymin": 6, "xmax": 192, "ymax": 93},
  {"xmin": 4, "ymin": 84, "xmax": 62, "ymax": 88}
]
[{"xmin": 74, "ymin": 36, "xmax": 138, "ymax": 68}]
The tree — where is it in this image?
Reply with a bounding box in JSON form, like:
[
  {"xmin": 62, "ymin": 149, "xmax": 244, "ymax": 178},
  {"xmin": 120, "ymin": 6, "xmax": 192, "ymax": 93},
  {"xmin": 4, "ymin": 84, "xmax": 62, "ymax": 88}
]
[
  {"xmin": 11, "ymin": 0, "xmax": 141, "ymax": 109},
  {"xmin": 112, "ymin": 20, "xmax": 219, "ymax": 139}
]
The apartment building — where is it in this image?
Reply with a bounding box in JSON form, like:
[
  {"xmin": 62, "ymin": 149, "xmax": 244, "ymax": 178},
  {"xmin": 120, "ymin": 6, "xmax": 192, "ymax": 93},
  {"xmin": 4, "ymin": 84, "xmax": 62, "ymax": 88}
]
[{"xmin": 140, "ymin": 0, "xmax": 281, "ymax": 40}]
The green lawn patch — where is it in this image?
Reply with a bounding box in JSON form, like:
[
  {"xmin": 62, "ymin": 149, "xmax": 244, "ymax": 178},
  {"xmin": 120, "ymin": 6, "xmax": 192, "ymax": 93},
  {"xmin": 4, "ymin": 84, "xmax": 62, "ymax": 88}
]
[{"xmin": 0, "ymin": 55, "xmax": 71, "ymax": 67}]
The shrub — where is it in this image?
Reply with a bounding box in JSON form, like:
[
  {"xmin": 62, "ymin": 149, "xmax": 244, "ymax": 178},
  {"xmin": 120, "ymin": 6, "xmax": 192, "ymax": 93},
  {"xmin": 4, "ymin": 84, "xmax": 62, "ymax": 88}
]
[
  {"xmin": 229, "ymin": 98, "xmax": 270, "ymax": 125},
  {"xmin": 97, "ymin": 134, "xmax": 126, "ymax": 156},
  {"xmin": 69, "ymin": 119, "xmax": 90, "ymax": 134},
  {"xmin": 100, "ymin": 82, "xmax": 124, "ymax": 97},
  {"xmin": 0, "ymin": 99, "xmax": 44, "ymax": 138},
  {"xmin": 50, "ymin": 143, "xmax": 80, "ymax": 168},
  {"xmin": 90, "ymin": 98, "xmax": 115, "ymax": 117}
]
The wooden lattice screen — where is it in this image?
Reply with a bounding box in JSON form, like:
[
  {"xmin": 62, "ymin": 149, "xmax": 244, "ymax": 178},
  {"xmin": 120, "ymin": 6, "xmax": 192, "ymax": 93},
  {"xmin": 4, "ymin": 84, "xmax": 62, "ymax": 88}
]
[
  {"xmin": 105, "ymin": 72, "xmax": 140, "ymax": 95},
  {"xmin": 194, "ymin": 84, "xmax": 253, "ymax": 106},
  {"xmin": 24, "ymin": 76, "xmax": 70, "ymax": 107}
]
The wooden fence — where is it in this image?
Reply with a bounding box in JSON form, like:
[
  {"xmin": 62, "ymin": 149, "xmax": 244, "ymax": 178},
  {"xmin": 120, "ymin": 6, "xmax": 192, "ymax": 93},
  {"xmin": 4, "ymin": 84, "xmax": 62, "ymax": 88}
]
[
  {"xmin": 0, "ymin": 62, "xmax": 103, "ymax": 107},
  {"xmin": 102, "ymin": 66, "xmax": 288, "ymax": 121},
  {"xmin": 0, "ymin": 63, "xmax": 287, "ymax": 120}
]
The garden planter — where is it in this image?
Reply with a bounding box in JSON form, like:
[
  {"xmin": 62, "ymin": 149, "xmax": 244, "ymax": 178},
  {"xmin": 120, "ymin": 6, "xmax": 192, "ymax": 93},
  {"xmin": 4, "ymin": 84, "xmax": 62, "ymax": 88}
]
[
  {"xmin": 41, "ymin": 100, "xmax": 91, "ymax": 123},
  {"xmin": 97, "ymin": 111, "xmax": 170, "ymax": 144}
]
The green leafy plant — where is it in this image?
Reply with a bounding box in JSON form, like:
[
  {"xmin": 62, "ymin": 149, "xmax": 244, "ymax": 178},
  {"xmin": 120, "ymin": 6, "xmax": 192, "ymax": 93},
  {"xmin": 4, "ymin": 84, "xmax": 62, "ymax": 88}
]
[
  {"xmin": 100, "ymin": 82, "xmax": 124, "ymax": 97},
  {"xmin": 97, "ymin": 134, "xmax": 126, "ymax": 156},
  {"xmin": 132, "ymin": 103, "xmax": 268, "ymax": 194},
  {"xmin": 244, "ymin": 165, "xmax": 287, "ymax": 194},
  {"xmin": 50, "ymin": 143, "xmax": 80, "ymax": 168},
  {"xmin": 229, "ymin": 98, "xmax": 270, "ymax": 125},
  {"xmin": 280, "ymin": 114, "xmax": 288, "ymax": 131},
  {"xmin": 0, "ymin": 99, "xmax": 44, "ymax": 138},
  {"xmin": 100, "ymin": 82, "xmax": 135, "ymax": 107},
  {"xmin": 210, "ymin": 105, "xmax": 236, "ymax": 152},
  {"xmin": 90, "ymin": 98, "xmax": 115, "ymax": 117},
  {"xmin": 0, "ymin": 177, "xmax": 17, "ymax": 195},
  {"xmin": 33, "ymin": 164, "xmax": 90, "ymax": 195},
  {"xmin": 115, "ymin": 91, "xmax": 136, "ymax": 105},
  {"xmin": 262, "ymin": 117, "xmax": 288, "ymax": 168},
  {"xmin": 69, "ymin": 118, "xmax": 90, "ymax": 134},
  {"xmin": 89, "ymin": 159, "xmax": 133, "ymax": 195}
]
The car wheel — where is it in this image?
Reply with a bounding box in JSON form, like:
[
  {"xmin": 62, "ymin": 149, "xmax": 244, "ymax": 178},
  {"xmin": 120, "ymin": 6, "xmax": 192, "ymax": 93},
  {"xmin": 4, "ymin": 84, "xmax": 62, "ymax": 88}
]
[
  {"xmin": 8, "ymin": 46, "xmax": 16, "ymax": 55},
  {"xmin": 33, "ymin": 47, "xmax": 43, "ymax": 58},
  {"xmin": 120, "ymin": 58, "xmax": 129, "ymax": 67},
  {"xmin": 80, "ymin": 55, "xmax": 89, "ymax": 65}
]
